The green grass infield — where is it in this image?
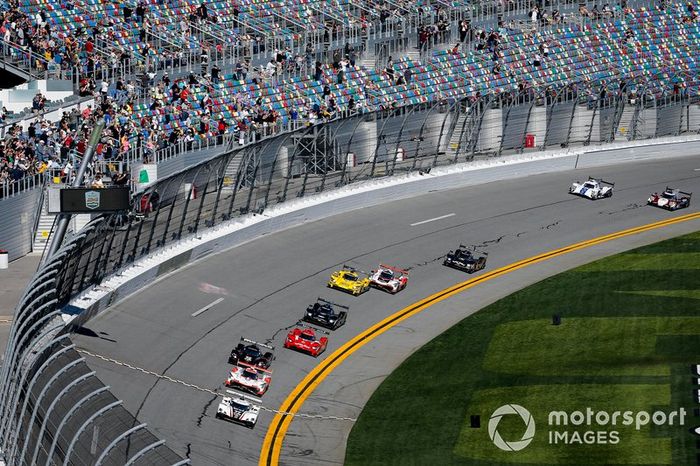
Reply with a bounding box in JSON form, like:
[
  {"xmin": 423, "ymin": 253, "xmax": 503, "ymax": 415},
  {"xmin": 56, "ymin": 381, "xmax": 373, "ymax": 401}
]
[{"xmin": 345, "ymin": 232, "xmax": 700, "ymax": 466}]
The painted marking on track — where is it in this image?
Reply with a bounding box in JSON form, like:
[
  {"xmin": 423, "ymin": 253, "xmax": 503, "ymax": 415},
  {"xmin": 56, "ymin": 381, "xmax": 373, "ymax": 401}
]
[
  {"xmin": 259, "ymin": 211, "xmax": 700, "ymax": 466},
  {"xmin": 191, "ymin": 298, "xmax": 225, "ymax": 317},
  {"xmin": 409, "ymin": 213, "xmax": 455, "ymax": 226}
]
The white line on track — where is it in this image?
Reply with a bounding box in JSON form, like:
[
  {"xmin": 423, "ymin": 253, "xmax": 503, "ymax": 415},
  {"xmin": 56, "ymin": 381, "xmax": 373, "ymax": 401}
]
[
  {"xmin": 409, "ymin": 213, "xmax": 455, "ymax": 227},
  {"xmin": 191, "ymin": 297, "xmax": 225, "ymax": 317},
  {"xmin": 694, "ymin": 168, "xmax": 700, "ymax": 171}
]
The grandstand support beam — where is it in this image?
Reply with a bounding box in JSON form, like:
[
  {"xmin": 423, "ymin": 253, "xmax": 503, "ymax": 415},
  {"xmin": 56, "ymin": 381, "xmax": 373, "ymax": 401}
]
[
  {"xmin": 432, "ymin": 102, "xmax": 455, "ymax": 168},
  {"xmin": 261, "ymin": 132, "xmax": 296, "ymax": 210},
  {"xmin": 176, "ymin": 165, "xmax": 207, "ymax": 241},
  {"xmin": 468, "ymin": 94, "xmax": 494, "ymax": 157},
  {"xmin": 389, "ymin": 105, "xmax": 416, "ymax": 176},
  {"xmin": 44, "ymin": 120, "xmax": 106, "ymax": 263},
  {"xmin": 339, "ymin": 116, "xmax": 370, "ymax": 185},
  {"xmin": 205, "ymin": 154, "xmax": 233, "ymax": 228},
  {"xmin": 585, "ymin": 95, "xmax": 600, "ymax": 146},
  {"xmin": 154, "ymin": 174, "xmax": 184, "ymax": 249},
  {"xmin": 450, "ymin": 98, "xmax": 473, "ymax": 164},
  {"xmin": 322, "ymin": 116, "xmax": 357, "ymax": 191},
  {"xmin": 370, "ymin": 109, "xmax": 399, "ymax": 178},
  {"xmin": 90, "ymin": 221, "xmax": 117, "ymax": 284},
  {"xmin": 413, "ymin": 103, "xmax": 443, "ymax": 170},
  {"xmin": 565, "ymin": 87, "xmax": 580, "ymax": 147},
  {"xmin": 244, "ymin": 152, "xmax": 262, "ymax": 212},
  {"xmin": 281, "ymin": 125, "xmax": 316, "ymax": 203}
]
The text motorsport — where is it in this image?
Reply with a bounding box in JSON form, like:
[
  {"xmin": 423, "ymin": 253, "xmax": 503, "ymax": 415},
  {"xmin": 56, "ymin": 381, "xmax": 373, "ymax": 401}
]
[
  {"xmin": 488, "ymin": 404, "xmax": 687, "ymax": 451},
  {"xmin": 547, "ymin": 407, "xmax": 687, "ymax": 445}
]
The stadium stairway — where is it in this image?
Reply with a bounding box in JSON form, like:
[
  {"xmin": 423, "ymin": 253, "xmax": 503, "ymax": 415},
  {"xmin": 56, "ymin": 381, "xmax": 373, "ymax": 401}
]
[
  {"xmin": 447, "ymin": 111, "xmax": 470, "ymax": 153},
  {"xmin": 32, "ymin": 196, "xmax": 55, "ymax": 255},
  {"xmin": 615, "ymin": 104, "xmax": 636, "ymax": 141}
]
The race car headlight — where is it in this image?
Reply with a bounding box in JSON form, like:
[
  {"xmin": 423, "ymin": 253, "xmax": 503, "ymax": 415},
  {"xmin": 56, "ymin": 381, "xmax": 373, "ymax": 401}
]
[
  {"xmin": 329, "ymin": 318, "xmax": 336, "ymax": 322},
  {"xmin": 307, "ymin": 312, "xmax": 313, "ymax": 316}
]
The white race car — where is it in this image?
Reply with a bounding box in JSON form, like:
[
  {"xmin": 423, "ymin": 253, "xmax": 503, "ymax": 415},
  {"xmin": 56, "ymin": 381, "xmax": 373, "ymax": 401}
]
[
  {"xmin": 569, "ymin": 177, "xmax": 614, "ymax": 199},
  {"xmin": 216, "ymin": 392, "xmax": 261, "ymax": 428},
  {"xmin": 224, "ymin": 363, "xmax": 272, "ymax": 396},
  {"xmin": 369, "ymin": 264, "xmax": 409, "ymax": 294}
]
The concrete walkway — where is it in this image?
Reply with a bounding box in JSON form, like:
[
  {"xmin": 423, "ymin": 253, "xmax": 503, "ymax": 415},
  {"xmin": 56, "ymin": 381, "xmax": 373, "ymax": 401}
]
[{"xmin": 0, "ymin": 254, "xmax": 41, "ymax": 359}]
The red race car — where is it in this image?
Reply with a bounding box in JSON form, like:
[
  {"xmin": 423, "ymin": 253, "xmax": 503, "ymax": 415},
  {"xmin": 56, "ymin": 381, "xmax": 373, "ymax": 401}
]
[{"xmin": 284, "ymin": 325, "xmax": 328, "ymax": 357}]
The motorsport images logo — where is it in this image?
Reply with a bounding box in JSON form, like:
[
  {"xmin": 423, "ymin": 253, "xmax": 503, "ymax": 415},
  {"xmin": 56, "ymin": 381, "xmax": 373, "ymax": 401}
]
[
  {"xmin": 487, "ymin": 404, "xmax": 687, "ymax": 451},
  {"xmin": 488, "ymin": 404, "xmax": 536, "ymax": 451}
]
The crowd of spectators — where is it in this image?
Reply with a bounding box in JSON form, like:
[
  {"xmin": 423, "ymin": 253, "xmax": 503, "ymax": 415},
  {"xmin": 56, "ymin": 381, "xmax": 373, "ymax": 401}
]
[{"xmin": 1, "ymin": 0, "xmax": 699, "ymax": 197}]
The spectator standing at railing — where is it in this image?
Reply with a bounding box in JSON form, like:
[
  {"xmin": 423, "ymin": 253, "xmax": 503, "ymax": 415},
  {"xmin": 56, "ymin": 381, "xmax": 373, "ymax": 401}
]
[{"xmin": 31, "ymin": 92, "xmax": 46, "ymax": 113}]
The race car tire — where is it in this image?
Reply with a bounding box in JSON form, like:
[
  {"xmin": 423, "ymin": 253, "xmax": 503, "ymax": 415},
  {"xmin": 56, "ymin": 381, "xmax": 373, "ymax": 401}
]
[
  {"xmin": 246, "ymin": 422, "xmax": 255, "ymax": 429},
  {"xmin": 215, "ymin": 412, "xmax": 222, "ymax": 419}
]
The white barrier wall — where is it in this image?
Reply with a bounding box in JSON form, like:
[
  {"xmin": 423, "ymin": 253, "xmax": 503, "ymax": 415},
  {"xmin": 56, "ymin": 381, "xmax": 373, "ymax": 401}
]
[
  {"xmin": 355, "ymin": 119, "xmax": 378, "ymax": 164},
  {"xmin": 526, "ymin": 106, "xmax": 547, "ymax": 147},
  {"xmin": 477, "ymin": 107, "xmax": 501, "ymax": 153}
]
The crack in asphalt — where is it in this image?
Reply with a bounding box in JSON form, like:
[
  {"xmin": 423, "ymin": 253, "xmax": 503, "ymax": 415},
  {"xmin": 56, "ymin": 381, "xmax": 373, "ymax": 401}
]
[
  {"xmin": 266, "ymin": 322, "xmax": 301, "ymax": 345},
  {"xmin": 475, "ymin": 234, "xmax": 507, "ymax": 248},
  {"xmin": 600, "ymin": 203, "xmax": 645, "ymax": 215},
  {"xmin": 405, "ymin": 254, "xmax": 446, "ymax": 271},
  {"xmin": 196, "ymin": 394, "xmax": 218, "ymax": 428},
  {"xmin": 540, "ymin": 220, "xmax": 561, "ymax": 230}
]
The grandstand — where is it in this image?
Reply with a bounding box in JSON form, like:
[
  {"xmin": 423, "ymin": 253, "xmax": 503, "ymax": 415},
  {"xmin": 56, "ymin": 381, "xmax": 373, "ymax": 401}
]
[{"xmin": 1, "ymin": 0, "xmax": 700, "ymax": 464}]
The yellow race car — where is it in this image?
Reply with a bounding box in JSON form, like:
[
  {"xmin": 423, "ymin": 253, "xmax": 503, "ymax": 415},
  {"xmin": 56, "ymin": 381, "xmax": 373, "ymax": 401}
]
[{"xmin": 328, "ymin": 266, "xmax": 371, "ymax": 296}]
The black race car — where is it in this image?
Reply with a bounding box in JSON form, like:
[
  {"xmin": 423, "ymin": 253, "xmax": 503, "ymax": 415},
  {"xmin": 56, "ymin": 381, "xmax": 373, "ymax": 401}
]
[
  {"xmin": 228, "ymin": 338, "xmax": 275, "ymax": 368},
  {"xmin": 302, "ymin": 298, "xmax": 348, "ymax": 330},
  {"xmin": 443, "ymin": 244, "xmax": 487, "ymax": 273}
]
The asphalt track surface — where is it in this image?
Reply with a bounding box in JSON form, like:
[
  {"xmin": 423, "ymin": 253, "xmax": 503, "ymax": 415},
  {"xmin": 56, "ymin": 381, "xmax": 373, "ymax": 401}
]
[{"xmin": 73, "ymin": 154, "xmax": 700, "ymax": 466}]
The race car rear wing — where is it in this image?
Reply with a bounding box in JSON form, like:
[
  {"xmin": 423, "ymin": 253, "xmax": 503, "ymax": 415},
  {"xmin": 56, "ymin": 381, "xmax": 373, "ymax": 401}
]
[
  {"xmin": 225, "ymin": 389, "xmax": 262, "ymax": 404},
  {"xmin": 240, "ymin": 337, "xmax": 275, "ymax": 351},
  {"xmin": 296, "ymin": 323, "xmax": 331, "ymax": 335},
  {"xmin": 591, "ymin": 177, "xmax": 615, "ymax": 187},
  {"xmin": 378, "ymin": 264, "xmax": 409, "ymax": 275},
  {"xmin": 317, "ymin": 298, "xmax": 350, "ymax": 310},
  {"xmin": 236, "ymin": 361, "xmax": 273, "ymax": 375},
  {"xmin": 341, "ymin": 264, "xmax": 370, "ymax": 276},
  {"xmin": 662, "ymin": 187, "xmax": 693, "ymax": 198},
  {"xmin": 459, "ymin": 244, "xmax": 489, "ymax": 256}
]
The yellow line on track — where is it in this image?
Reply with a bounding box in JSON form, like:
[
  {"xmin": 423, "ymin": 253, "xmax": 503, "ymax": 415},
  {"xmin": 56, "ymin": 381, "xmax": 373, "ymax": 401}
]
[{"xmin": 259, "ymin": 211, "xmax": 700, "ymax": 465}]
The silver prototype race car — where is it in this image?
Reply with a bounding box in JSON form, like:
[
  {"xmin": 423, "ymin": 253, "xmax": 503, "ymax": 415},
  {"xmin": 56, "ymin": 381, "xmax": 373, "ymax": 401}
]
[
  {"xmin": 216, "ymin": 391, "xmax": 261, "ymax": 428},
  {"xmin": 569, "ymin": 177, "xmax": 614, "ymax": 199}
]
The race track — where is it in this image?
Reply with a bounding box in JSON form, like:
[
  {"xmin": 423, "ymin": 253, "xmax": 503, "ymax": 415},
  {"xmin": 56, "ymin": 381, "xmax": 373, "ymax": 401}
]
[{"xmin": 73, "ymin": 154, "xmax": 700, "ymax": 465}]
